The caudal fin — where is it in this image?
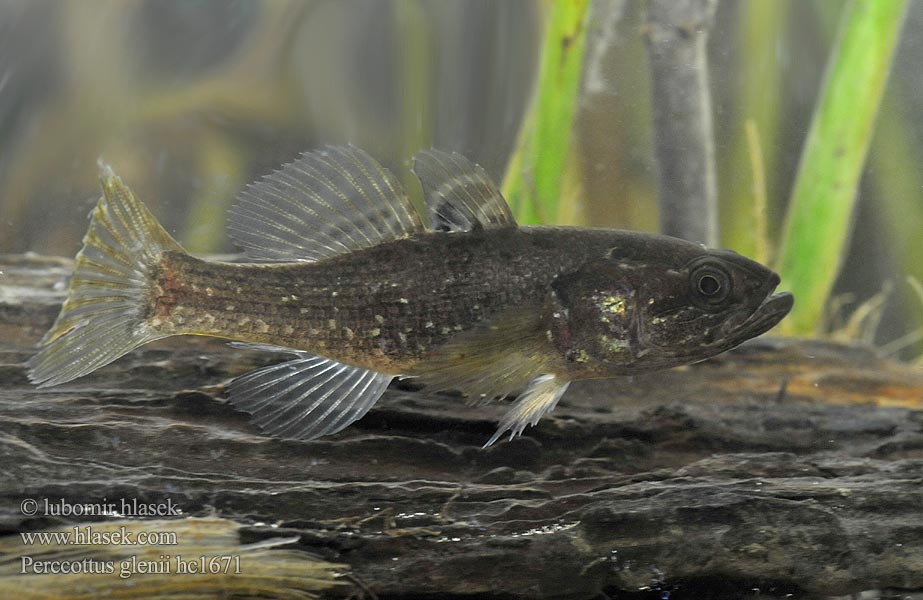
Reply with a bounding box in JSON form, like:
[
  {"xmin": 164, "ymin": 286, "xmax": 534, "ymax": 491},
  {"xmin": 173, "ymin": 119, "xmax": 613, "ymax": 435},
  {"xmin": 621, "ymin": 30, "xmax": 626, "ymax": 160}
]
[{"xmin": 28, "ymin": 163, "xmax": 184, "ymax": 387}]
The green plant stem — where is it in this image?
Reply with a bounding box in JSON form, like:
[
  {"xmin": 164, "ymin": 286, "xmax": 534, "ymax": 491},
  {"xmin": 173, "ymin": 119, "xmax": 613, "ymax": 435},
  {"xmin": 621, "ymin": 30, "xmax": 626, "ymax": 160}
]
[
  {"xmin": 502, "ymin": 0, "xmax": 591, "ymax": 225},
  {"xmin": 721, "ymin": 0, "xmax": 790, "ymax": 258},
  {"xmin": 776, "ymin": 0, "xmax": 909, "ymax": 336},
  {"xmin": 394, "ymin": 0, "xmax": 431, "ymax": 210}
]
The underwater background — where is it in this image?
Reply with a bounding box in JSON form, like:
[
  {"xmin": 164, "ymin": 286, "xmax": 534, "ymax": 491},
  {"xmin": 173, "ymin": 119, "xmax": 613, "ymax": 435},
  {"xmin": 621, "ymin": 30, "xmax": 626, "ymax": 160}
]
[{"xmin": 1, "ymin": 0, "xmax": 921, "ymax": 357}]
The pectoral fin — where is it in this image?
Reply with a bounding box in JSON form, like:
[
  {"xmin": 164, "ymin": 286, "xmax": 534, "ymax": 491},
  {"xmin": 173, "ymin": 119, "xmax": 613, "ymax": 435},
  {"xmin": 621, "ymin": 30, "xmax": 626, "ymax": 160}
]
[
  {"xmin": 412, "ymin": 305, "xmax": 557, "ymax": 402},
  {"xmin": 228, "ymin": 348, "xmax": 392, "ymax": 440},
  {"xmin": 410, "ymin": 305, "xmax": 572, "ymax": 446}
]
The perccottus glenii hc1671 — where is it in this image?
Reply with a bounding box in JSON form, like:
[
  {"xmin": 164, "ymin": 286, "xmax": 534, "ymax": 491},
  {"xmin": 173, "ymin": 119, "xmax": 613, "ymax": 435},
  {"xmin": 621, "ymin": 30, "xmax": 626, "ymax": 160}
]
[{"xmin": 29, "ymin": 146, "xmax": 793, "ymax": 446}]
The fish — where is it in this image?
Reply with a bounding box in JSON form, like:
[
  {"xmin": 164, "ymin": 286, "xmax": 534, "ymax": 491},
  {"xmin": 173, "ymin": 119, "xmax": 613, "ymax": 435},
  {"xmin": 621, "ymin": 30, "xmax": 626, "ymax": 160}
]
[{"xmin": 28, "ymin": 146, "xmax": 794, "ymax": 446}]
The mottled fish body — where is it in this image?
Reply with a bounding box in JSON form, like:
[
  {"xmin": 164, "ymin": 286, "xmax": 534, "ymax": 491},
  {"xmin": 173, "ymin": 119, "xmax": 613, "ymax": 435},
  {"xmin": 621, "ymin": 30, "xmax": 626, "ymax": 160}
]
[
  {"xmin": 29, "ymin": 147, "xmax": 793, "ymax": 445},
  {"xmin": 149, "ymin": 227, "xmax": 672, "ymax": 371}
]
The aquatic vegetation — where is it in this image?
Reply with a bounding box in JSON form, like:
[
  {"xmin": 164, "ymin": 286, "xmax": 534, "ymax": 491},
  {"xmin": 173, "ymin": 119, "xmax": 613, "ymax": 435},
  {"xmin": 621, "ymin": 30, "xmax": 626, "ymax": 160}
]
[
  {"xmin": 509, "ymin": 0, "xmax": 915, "ymax": 345},
  {"xmin": 775, "ymin": 0, "xmax": 910, "ymax": 335},
  {"xmin": 502, "ymin": 0, "xmax": 590, "ymax": 225},
  {"xmin": 720, "ymin": 0, "xmax": 791, "ymax": 261}
]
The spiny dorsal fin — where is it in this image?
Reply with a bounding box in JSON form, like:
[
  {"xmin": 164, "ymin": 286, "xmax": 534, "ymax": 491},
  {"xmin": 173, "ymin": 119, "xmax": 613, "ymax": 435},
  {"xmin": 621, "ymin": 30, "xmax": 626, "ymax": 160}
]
[
  {"xmin": 228, "ymin": 146, "xmax": 426, "ymax": 262},
  {"xmin": 413, "ymin": 149, "xmax": 516, "ymax": 232},
  {"xmin": 228, "ymin": 346, "xmax": 393, "ymax": 440},
  {"xmin": 412, "ymin": 304, "xmax": 556, "ymax": 403}
]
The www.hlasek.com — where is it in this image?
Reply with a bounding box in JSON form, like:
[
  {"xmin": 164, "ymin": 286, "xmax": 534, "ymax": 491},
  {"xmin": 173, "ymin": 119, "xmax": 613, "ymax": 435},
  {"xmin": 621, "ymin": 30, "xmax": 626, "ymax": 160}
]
[
  {"xmin": 17, "ymin": 497, "xmax": 241, "ymax": 579},
  {"xmin": 21, "ymin": 525, "xmax": 179, "ymax": 547}
]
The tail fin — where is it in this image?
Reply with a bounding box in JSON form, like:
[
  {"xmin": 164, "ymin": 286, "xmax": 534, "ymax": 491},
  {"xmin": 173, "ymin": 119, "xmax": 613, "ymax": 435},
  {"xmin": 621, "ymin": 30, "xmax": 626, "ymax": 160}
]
[{"xmin": 28, "ymin": 163, "xmax": 185, "ymax": 387}]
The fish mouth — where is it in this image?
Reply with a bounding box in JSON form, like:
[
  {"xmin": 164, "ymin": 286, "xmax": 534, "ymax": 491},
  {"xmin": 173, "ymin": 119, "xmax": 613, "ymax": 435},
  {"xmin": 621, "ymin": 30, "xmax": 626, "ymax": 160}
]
[{"xmin": 738, "ymin": 290, "xmax": 794, "ymax": 339}]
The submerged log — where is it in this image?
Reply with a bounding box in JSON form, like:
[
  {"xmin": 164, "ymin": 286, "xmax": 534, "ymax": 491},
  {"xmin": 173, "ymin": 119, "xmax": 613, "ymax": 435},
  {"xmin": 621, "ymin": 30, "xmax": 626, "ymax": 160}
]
[{"xmin": 2, "ymin": 254, "xmax": 923, "ymax": 598}]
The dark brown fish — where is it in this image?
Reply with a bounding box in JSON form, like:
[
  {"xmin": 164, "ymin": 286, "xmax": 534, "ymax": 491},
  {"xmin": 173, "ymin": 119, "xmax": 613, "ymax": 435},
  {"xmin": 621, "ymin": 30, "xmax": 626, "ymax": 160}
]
[{"xmin": 29, "ymin": 146, "xmax": 793, "ymax": 445}]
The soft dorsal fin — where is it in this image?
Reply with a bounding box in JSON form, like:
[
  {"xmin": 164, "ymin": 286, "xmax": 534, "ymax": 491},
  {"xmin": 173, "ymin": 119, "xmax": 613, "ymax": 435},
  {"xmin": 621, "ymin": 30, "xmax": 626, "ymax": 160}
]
[
  {"xmin": 228, "ymin": 345, "xmax": 393, "ymax": 440},
  {"xmin": 228, "ymin": 146, "xmax": 426, "ymax": 262},
  {"xmin": 413, "ymin": 149, "xmax": 517, "ymax": 232}
]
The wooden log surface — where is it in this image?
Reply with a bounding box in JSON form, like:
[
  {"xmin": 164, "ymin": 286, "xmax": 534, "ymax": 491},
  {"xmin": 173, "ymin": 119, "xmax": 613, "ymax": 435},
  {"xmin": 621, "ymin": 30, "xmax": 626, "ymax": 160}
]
[{"xmin": 2, "ymin": 254, "xmax": 923, "ymax": 598}]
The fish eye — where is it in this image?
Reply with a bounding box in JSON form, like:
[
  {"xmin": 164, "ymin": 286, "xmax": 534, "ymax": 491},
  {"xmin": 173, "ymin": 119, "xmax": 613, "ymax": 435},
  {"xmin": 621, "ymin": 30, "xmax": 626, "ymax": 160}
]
[
  {"xmin": 698, "ymin": 274, "xmax": 721, "ymax": 296},
  {"xmin": 690, "ymin": 264, "xmax": 731, "ymax": 306}
]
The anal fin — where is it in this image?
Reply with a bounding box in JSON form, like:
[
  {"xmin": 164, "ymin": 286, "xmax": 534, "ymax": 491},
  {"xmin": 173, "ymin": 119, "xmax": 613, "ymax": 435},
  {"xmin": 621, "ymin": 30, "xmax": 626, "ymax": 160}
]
[{"xmin": 228, "ymin": 349, "xmax": 392, "ymax": 440}]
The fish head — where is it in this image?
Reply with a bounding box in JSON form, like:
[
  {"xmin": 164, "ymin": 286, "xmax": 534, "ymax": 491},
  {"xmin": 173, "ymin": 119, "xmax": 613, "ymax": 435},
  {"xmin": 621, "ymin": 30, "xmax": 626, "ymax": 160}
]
[
  {"xmin": 637, "ymin": 249, "xmax": 794, "ymax": 366},
  {"xmin": 550, "ymin": 237, "xmax": 793, "ymax": 374}
]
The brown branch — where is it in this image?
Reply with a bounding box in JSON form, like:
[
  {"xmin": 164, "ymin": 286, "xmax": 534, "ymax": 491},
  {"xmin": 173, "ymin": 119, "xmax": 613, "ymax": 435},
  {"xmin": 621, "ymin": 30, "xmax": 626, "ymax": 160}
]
[{"xmin": 644, "ymin": 0, "xmax": 720, "ymax": 246}]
